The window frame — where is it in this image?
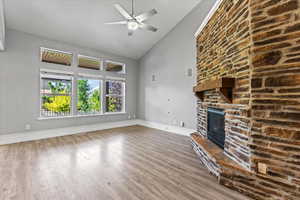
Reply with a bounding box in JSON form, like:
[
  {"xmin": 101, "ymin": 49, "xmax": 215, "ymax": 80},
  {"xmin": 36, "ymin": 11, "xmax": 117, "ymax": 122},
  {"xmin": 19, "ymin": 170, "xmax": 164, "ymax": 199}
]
[
  {"xmin": 104, "ymin": 78, "xmax": 126, "ymax": 114},
  {"xmin": 40, "ymin": 47, "xmax": 73, "ymax": 66},
  {"xmin": 39, "ymin": 71, "xmax": 74, "ymax": 119},
  {"xmin": 38, "ymin": 48, "xmax": 128, "ymax": 120},
  {"xmin": 39, "ymin": 71, "xmax": 127, "ymax": 120}
]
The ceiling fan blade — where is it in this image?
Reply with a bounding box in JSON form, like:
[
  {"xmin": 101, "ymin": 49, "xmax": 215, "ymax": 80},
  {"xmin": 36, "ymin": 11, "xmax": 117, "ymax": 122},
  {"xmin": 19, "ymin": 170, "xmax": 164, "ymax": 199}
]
[
  {"xmin": 139, "ymin": 23, "xmax": 158, "ymax": 32},
  {"xmin": 135, "ymin": 9, "xmax": 158, "ymax": 22},
  {"xmin": 105, "ymin": 21, "xmax": 127, "ymax": 25},
  {"xmin": 128, "ymin": 30, "xmax": 134, "ymax": 36},
  {"xmin": 114, "ymin": 4, "xmax": 133, "ymax": 20}
]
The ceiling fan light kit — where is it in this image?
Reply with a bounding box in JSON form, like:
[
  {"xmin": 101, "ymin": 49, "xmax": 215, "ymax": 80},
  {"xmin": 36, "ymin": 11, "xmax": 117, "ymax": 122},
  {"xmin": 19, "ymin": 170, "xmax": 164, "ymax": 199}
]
[
  {"xmin": 127, "ymin": 21, "xmax": 139, "ymax": 30},
  {"xmin": 105, "ymin": 0, "xmax": 158, "ymax": 36}
]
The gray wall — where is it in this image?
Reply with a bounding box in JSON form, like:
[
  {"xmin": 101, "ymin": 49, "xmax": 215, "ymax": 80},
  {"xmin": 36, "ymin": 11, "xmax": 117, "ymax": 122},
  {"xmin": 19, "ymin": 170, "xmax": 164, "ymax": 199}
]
[
  {"xmin": 0, "ymin": 29, "xmax": 139, "ymax": 135},
  {"xmin": 0, "ymin": 0, "xmax": 5, "ymax": 50},
  {"xmin": 137, "ymin": 1, "xmax": 215, "ymax": 129}
]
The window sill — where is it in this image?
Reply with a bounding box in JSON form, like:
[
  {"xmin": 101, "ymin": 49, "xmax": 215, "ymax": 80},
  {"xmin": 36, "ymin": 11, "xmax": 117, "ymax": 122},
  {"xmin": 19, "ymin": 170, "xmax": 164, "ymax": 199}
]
[{"xmin": 37, "ymin": 112, "xmax": 127, "ymax": 120}]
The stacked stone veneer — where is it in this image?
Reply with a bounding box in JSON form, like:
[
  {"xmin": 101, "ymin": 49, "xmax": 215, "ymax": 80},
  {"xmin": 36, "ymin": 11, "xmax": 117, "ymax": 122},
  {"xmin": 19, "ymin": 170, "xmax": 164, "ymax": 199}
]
[
  {"xmin": 196, "ymin": 0, "xmax": 252, "ymax": 170},
  {"xmin": 195, "ymin": 0, "xmax": 300, "ymax": 199}
]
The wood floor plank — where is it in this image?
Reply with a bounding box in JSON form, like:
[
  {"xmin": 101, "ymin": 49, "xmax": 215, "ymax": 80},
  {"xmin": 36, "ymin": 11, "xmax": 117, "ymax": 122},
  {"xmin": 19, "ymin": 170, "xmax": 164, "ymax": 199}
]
[{"xmin": 0, "ymin": 125, "xmax": 247, "ymax": 200}]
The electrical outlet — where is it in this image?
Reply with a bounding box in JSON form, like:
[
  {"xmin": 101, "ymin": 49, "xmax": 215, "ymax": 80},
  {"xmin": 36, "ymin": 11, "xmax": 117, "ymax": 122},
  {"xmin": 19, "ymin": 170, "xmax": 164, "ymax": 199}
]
[
  {"xmin": 258, "ymin": 163, "xmax": 267, "ymax": 174},
  {"xmin": 25, "ymin": 124, "xmax": 31, "ymax": 131}
]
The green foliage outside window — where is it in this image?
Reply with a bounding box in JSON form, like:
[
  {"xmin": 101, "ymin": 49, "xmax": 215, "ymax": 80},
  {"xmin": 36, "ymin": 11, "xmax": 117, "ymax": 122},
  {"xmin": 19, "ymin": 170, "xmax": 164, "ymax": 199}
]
[
  {"xmin": 106, "ymin": 97, "xmax": 122, "ymax": 112},
  {"xmin": 42, "ymin": 79, "xmax": 101, "ymax": 115},
  {"xmin": 89, "ymin": 89, "xmax": 100, "ymax": 111},
  {"xmin": 77, "ymin": 79, "xmax": 101, "ymax": 113},
  {"xmin": 77, "ymin": 80, "xmax": 90, "ymax": 112},
  {"xmin": 42, "ymin": 81, "xmax": 71, "ymax": 113},
  {"xmin": 43, "ymin": 96, "xmax": 71, "ymax": 112}
]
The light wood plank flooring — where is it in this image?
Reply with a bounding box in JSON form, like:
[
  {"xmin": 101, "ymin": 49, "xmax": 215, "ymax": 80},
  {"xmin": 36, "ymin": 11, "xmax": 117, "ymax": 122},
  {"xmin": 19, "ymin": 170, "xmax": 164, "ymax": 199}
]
[{"xmin": 0, "ymin": 125, "xmax": 247, "ymax": 200}]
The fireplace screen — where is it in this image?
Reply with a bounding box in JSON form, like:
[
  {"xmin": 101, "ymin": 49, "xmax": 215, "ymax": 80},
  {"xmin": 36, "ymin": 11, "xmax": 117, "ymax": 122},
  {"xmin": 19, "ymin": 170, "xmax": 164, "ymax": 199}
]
[{"xmin": 207, "ymin": 108, "xmax": 225, "ymax": 149}]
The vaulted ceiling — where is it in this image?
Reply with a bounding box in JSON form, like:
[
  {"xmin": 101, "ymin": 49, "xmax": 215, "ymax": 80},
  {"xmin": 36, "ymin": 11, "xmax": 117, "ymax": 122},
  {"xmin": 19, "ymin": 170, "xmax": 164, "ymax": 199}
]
[{"xmin": 5, "ymin": 0, "xmax": 202, "ymax": 59}]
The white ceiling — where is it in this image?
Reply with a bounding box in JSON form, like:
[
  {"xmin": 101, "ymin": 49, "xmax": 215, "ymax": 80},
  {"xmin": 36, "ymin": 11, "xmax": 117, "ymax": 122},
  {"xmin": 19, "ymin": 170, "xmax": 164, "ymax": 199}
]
[{"xmin": 4, "ymin": 0, "xmax": 202, "ymax": 59}]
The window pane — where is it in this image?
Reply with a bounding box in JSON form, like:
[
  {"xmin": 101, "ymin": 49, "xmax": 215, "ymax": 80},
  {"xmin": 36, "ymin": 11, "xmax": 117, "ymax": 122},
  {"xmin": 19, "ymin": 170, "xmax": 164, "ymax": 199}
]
[
  {"xmin": 41, "ymin": 78, "xmax": 72, "ymax": 95},
  {"xmin": 41, "ymin": 48, "xmax": 72, "ymax": 66},
  {"xmin": 77, "ymin": 79, "xmax": 101, "ymax": 114},
  {"xmin": 40, "ymin": 77, "xmax": 72, "ymax": 118},
  {"xmin": 104, "ymin": 61, "xmax": 125, "ymax": 73},
  {"xmin": 78, "ymin": 55, "xmax": 101, "ymax": 70},
  {"xmin": 106, "ymin": 81, "xmax": 123, "ymax": 95},
  {"xmin": 106, "ymin": 97, "xmax": 123, "ymax": 112},
  {"xmin": 41, "ymin": 95, "xmax": 71, "ymax": 117}
]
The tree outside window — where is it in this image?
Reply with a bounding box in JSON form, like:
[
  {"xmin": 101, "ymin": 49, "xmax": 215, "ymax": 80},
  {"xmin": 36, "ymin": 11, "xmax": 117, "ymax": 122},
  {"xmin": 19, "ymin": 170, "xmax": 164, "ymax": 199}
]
[
  {"xmin": 105, "ymin": 80, "xmax": 125, "ymax": 113},
  {"xmin": 77, "ymin": 78, "xmax": 101, "ymax": 115},
  {"xmin": 40, "ymin": 75, "xmax": 72, "ymax": 117}
]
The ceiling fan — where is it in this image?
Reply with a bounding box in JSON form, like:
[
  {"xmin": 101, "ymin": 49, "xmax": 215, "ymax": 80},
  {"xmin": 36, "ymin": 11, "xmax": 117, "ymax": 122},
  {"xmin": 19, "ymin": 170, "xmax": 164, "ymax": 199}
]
[{"xmin": 105, "ymin": 0, "xmax": 158, "ymax": 36}]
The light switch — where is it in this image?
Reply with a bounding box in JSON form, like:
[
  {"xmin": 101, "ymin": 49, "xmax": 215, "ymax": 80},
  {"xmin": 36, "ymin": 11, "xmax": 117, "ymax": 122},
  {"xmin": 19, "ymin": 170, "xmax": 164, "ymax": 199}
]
[
  {"xmin": 187, "ymin": 68, "xmax": 193, "ymax": 77},
  {"xmin": 152, "ymin": 75, "xmax": 156, "ymax": 81}
]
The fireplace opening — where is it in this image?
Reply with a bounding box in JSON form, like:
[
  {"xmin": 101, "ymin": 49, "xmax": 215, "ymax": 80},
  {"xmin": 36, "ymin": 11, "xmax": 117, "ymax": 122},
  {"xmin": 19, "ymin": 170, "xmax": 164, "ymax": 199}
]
[{"xmin": 207, "ymin": 108, "xmax": 225, "ymax": 149}]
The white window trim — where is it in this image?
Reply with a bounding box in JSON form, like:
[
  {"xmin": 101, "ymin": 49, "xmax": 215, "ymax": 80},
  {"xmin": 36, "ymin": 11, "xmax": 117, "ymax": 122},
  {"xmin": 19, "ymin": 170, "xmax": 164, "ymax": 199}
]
[
  {"xmin": 78, "ymin": 73, "xmax": 104, "ymax": 79},
  {"xmin": 105, "ymin": 76, "xmax": 126, "ymax": 81},
  {"xmin": 40, "ymin": 68, "xmax": 74, "ymax": 75},
  {"xmin": 37, "ymin": 111, "xmax": 127, "ymax": 120},
  {"xmin": 40, "ymin": 47, "xmax": 73, "ymax": 62}
]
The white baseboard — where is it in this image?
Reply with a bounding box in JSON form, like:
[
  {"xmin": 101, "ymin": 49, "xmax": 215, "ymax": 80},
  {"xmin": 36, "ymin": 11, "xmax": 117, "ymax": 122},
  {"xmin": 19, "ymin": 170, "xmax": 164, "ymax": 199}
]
[
  {"xmin": 137, "ymin": 120, "xmax": 195, "ymax": 136},
  {"xmin": 0, "ymin": 119, "xmax": 196, "ymax": 145},
  {"xmin": 0, "ymin": 120, "xmax": 139, "ymax": 145}
]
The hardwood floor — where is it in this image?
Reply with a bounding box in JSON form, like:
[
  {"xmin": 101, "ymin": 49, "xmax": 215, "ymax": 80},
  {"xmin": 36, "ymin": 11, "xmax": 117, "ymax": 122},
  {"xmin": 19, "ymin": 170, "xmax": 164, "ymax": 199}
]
[{"xmin": 0, "ymin": 125, "xmax": 247, "ymax": 200}]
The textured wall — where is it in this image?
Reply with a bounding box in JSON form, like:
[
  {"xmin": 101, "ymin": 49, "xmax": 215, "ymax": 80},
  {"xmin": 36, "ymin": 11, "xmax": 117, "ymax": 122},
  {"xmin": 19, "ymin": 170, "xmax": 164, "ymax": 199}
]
[
  {"xmin": 196, "ymin": 0, "xmax": 300, "ymax": 199},
  {"xmin": 196, "ymin": 0, "xmax": 252, "ymax": 170},
  {"xmin": 249, "ymin": 0, "xmax": 300, "ymax": 199},
  {"xmin": 197, "ymin": 0, "xmax": 252, "ymax": 105}
]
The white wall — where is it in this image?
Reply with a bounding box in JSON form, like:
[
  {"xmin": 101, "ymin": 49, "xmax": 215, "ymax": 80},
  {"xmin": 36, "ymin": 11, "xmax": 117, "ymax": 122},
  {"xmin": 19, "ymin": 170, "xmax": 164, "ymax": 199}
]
[
  {"xmin": 137, "ymin": 1, "xmax": 215, "ymax": 129},
  {"xmin": 0, "ymin": 29, "xmax": 138, "ymax": 135}
]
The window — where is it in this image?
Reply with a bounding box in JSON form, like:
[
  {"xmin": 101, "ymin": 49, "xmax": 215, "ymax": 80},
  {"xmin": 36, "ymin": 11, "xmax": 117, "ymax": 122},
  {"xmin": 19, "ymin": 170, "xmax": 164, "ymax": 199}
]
[
  {"xmin": 77, "ymin": 78, "xmax": 102, "ymax": 115},
  {"xmin": 78, "ymin": 55, "xmax": 101, "ymax": 70},
  {"xmin": 105, "ymin": 80, "xmax": 125, "ymax": 113},
  {"xmin": 40, "ymin": 47, "xmax": 73, "ymax": 66},
  {"xmin": 39, "ymin": 48, "xmax": 127, "ymax": 118},
  {"xmin": 104, "ymin": 60, "xmax": 125, "ymax": 73},
  {"xmin": 40, "ymin": 72, "xmax": 72, "ymax": 118}
]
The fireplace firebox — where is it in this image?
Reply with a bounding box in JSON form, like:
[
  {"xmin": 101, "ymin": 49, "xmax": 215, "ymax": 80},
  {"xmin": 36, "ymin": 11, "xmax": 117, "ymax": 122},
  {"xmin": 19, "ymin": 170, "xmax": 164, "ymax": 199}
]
[{"xmin": 207, "ymin": 108, "xmax": 225, "ymax": 149}]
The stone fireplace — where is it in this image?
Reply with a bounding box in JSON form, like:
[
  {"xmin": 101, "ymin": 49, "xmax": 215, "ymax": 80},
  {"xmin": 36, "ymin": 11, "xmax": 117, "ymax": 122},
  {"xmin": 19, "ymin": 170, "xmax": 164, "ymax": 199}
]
[{"xmin": 191, "ymin": 0, "xmax": 300, "ymax": 199}]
